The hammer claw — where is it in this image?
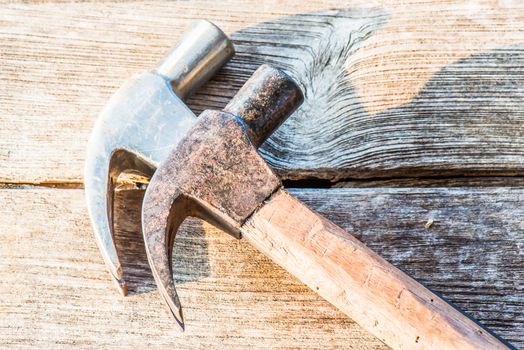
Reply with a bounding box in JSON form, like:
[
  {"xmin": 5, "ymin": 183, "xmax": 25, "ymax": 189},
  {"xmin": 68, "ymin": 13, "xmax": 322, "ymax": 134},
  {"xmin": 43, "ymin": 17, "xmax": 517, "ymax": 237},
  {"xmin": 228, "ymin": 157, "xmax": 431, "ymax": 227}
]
[
  {"xmin": 142, "ymin": 190, "xmax": 191, "ymax": 329},
  {"xmin": 84, "ymin": 148, "xmax": 126, "ymax": 295},
  {"xmin": 84, "ymin": 20, "xmax": 234, "ymax": 295},
  {"xmin": 85, "ymin": 146, "xmax": 156, "ymax": 294}
]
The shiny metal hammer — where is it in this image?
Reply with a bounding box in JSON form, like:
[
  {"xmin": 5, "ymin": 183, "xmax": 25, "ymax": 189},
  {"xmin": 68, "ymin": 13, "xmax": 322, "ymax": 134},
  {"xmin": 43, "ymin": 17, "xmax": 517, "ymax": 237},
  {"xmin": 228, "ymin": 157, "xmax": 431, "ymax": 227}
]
[{"xmin": 84, "ymin": 20, "xmax": 234, "ymax": 294}]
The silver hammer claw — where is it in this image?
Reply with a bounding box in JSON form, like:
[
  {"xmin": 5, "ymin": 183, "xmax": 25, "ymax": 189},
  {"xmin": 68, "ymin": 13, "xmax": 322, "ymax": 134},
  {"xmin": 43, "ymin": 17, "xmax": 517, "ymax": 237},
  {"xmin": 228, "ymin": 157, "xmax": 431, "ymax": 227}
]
[{"xmin": 84, "ymin": 20, "xmax": 234, "ymax": 295}]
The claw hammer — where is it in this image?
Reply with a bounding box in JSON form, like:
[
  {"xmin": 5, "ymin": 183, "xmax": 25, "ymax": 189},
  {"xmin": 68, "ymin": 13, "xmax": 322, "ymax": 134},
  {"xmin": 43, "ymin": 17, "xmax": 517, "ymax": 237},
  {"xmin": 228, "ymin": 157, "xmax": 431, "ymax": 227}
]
[
  {"xmin": 141, "ymin": 65, "xmax": 513, "ymax": 350},
  {"xmin": 84, "ymin": 20, "xmax": 234, "ymax": 294}
]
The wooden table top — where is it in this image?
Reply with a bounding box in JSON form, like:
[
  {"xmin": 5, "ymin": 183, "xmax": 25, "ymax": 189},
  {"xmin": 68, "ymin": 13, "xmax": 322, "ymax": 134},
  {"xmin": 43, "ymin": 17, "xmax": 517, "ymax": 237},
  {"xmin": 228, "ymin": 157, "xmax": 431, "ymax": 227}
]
[{"xmin": 1, "ymin": 1, "xmax": 523, "ymax": 348}]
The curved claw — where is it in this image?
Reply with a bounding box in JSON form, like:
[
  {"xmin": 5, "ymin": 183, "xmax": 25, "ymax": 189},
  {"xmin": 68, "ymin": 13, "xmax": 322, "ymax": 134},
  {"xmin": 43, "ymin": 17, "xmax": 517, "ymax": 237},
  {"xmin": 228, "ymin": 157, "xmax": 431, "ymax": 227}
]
[
  {"xmin": 84, "ymin": 20, "xmax": 234, "ymax": 295},
  {"xmin": 84, "ymin": 148, "xmax": 123, "ymax": 293},
  {"xmin": 84, "ymin": 72, "xmax": 197, "ymax": 294},
  {"xmin": 141, "ymin": 181, "xmax": 191, "ymax": 329},
  {"xmin": 85, "ymin": 147, "xmax": 155, "ymax": 295}
]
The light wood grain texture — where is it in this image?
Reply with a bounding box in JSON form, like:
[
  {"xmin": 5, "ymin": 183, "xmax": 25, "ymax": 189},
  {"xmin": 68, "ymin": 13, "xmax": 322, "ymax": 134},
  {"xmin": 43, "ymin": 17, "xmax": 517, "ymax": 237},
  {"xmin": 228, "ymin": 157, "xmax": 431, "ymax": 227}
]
[
  {"xmin": 1, "ymin": 187, "xmax": 522, "ymax": 348},
  {"xmin": 1, "ymin": 1, "xmax": 523, "ymax": 348},
  {"xmin": 2, "ymin": 1, "xmax": 524, "ymax": 183},
  {"xmin": 0, "ymin": 188, "xmax": 384, "ymax": 349},
  {"xmin": 243, "ymin": 188, "xmax": 512, "ymax": 350}
]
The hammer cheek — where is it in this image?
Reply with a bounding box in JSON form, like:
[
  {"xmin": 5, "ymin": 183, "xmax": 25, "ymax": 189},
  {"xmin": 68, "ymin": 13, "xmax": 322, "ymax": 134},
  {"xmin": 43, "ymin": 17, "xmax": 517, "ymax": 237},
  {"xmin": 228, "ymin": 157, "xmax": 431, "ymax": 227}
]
[{"xmin": 175, "ymin": 110, "xmax": 282, "ymax": 227}]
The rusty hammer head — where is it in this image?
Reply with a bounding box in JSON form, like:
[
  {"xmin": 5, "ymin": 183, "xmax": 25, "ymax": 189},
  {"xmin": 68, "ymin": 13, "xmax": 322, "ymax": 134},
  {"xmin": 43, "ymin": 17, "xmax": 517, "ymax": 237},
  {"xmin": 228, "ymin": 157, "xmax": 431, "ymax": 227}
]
[
  {"xmin": 84, "ymin": 20, "xmax": 234, "ymax": 295},
  {"xmin": 142, "ymin": 65, "xmax": 303, "ymax": 329}
]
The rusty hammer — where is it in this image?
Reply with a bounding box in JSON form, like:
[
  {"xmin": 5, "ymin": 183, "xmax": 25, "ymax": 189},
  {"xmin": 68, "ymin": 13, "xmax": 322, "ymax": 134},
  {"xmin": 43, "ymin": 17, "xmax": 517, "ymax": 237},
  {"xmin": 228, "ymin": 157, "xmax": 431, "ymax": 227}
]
[
  {"xmin": 84, "ymin": 20, "xmax": 234, "ymax": 294},
  {"xmin": 141, "ymin": 65, "xmax": 512, "ymax": 349}
]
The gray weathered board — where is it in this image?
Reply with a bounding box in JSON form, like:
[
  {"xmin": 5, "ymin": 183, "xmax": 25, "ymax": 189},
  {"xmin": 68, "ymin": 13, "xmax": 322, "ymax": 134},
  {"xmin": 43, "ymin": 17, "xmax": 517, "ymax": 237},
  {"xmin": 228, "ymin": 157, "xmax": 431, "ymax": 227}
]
[
  {"xmin": 1, "ymin": 187, "xmax": 522, "ymax": 348},
  {"xmin": 1, "ymin": 1, "xmax": 523, "ymax": 349}
]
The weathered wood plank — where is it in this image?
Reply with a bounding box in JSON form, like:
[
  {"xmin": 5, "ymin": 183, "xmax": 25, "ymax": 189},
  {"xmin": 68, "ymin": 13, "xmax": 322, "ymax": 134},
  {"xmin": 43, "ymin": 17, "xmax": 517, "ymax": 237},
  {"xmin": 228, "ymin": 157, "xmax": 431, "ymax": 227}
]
[
  {"xmin": 0, "ymin": 187, "xmax": 384, "ymax": 349},
  {"xmin": 1, "ymin": 186, "xmax": 522, "ymax": 348},
  {"xmin": 2, "ymin": 1, "xmax": 524, "ymax": 183}
]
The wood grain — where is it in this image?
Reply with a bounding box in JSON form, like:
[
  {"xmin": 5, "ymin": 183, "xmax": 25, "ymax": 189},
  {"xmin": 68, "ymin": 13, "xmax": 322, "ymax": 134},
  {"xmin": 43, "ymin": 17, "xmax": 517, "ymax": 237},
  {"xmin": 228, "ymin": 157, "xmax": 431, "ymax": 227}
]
[
  {"xmin": 1, "ymin": 1, "xmax": 523, "ymax": 348},
  {"xmin": 2, "ymin": 1, "xmax": 524, "ymax": 183},
  {"xmin": 1, "ymin": 186, "xmax": 522, "ymax": 348},
  {"xmin": 0, "ymin": 188, "xmax": 384, "ymax": 350}
]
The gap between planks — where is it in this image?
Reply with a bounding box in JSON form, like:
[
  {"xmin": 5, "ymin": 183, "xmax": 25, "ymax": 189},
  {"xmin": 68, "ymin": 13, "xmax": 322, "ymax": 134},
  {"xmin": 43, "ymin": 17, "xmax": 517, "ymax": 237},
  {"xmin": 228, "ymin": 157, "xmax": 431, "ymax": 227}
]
[{"xmin": 3, "ymin": 176, "xmax": 524, "ymax": 190}]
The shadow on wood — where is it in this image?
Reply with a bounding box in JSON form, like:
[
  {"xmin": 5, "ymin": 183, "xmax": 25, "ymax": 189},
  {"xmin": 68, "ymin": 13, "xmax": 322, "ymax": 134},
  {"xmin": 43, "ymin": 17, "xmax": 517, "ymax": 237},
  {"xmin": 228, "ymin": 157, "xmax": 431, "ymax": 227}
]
[
  {"xmin": 187, "ymin": 10, "xmax": 524, "ymax": 181},
  {"xmin": 362, "ymin": 44, "xmax": 524, "ymax": 179},
  {"xmin": 113, "ymin": 188, "xmax": 211, "ymax": 295},
  {"xmin": 265, "ymin": 41, "xmax": 524, "ymax": 180}
]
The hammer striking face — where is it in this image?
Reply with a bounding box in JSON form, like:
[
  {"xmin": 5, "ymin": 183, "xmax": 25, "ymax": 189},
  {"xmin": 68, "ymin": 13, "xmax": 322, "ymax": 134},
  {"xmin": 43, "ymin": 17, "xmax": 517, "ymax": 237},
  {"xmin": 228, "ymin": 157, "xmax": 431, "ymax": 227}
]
[
  {"xmin": 84, "ymin": 20, "xmax": 234, "ymax": 294},
  {"xmin": 141, "ymin": 65, "xmax": 512, "ymax": 350}
]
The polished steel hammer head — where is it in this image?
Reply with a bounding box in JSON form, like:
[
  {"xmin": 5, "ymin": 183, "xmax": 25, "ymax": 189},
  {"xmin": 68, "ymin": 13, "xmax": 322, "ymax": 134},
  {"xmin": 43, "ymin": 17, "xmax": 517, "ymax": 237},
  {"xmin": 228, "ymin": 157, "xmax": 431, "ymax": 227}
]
[
  {"xmin": 84, "ymin": 20, "xmax": 234, "ymax": 295},
  {"xmin": 142, "ymin": 65, "xmax": 303, "ymax": 328}
]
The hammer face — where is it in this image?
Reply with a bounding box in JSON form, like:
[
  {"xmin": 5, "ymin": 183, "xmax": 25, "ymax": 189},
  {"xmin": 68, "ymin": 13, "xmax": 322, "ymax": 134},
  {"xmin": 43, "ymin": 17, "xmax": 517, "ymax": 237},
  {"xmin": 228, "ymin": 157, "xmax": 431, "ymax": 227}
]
[{"xmin": 84, "ymin": 72, "xmax": 196, "ymax": 294}]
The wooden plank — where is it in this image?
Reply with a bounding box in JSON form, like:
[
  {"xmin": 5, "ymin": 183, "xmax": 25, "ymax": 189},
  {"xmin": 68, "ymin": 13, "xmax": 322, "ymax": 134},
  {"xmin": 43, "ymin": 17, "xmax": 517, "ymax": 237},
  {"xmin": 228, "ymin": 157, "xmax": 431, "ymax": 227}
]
[
  {"xmin": 2, "ymin": 1, "xmax": 524, "ymax": 183},
  {"xmin": 0, "ymin": 186, "xmax": 522, "ymax": 348},
  {"xmin": 0, "ymin": 187, "xmax": 385, "ymax": 349}
]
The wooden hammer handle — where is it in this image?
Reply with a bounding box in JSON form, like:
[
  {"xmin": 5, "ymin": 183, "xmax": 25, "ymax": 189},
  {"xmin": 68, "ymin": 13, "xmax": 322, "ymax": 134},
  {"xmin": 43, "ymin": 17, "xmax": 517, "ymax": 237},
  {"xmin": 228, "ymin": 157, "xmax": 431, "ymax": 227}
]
[{"xmin": 242, "ymin": 188, "xmax": 510, "ymax": 350}]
